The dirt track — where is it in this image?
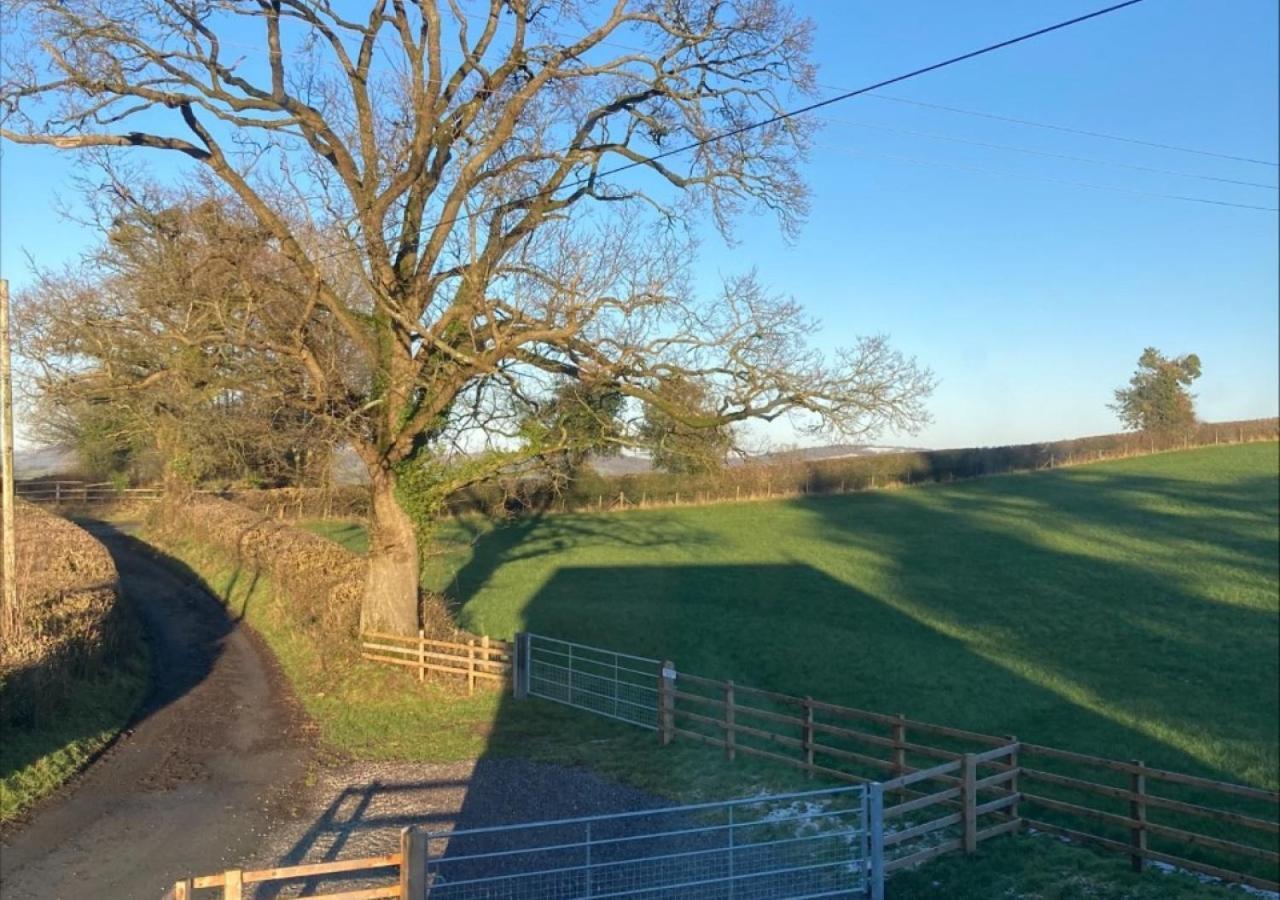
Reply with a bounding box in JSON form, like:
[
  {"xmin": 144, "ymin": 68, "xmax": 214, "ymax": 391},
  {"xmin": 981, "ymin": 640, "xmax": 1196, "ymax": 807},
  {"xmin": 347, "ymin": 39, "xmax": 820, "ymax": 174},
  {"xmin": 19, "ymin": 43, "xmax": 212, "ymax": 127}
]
[{"xmin": 0, "ymin": 522, "xmax": 314, "ymax": 899}]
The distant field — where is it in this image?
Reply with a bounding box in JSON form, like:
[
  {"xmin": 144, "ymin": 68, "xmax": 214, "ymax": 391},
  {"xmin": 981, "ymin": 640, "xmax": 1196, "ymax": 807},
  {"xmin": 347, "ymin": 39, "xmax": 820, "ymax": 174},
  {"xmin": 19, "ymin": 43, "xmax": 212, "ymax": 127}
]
[{"xmin": 308, "ymin": 442, "xmax": 1280, "ymax": 789}]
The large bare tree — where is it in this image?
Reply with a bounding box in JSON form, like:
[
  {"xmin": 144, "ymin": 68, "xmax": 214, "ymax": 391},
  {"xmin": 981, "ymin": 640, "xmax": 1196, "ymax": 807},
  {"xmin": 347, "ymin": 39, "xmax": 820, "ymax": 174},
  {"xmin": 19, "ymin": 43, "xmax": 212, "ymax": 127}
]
[{"xmin": 3, "ymin": 1, "xmax": 932, "ymax": 634}]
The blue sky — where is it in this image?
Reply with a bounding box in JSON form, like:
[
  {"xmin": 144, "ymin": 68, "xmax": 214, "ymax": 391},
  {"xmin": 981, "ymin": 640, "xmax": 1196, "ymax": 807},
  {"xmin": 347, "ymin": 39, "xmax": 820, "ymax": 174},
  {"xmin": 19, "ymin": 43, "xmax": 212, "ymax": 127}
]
[{"xmin": 2, "ymin": 0, "xmax": 1277, "ymax": 450}]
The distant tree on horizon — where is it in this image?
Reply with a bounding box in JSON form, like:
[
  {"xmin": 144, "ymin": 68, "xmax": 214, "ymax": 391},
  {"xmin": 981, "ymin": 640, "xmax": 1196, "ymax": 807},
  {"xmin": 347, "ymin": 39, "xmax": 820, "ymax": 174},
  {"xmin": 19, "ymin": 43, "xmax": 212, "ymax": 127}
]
[{"xmin": 1111, "ymin": 348, "xmax": 1202, "ymax": 436}]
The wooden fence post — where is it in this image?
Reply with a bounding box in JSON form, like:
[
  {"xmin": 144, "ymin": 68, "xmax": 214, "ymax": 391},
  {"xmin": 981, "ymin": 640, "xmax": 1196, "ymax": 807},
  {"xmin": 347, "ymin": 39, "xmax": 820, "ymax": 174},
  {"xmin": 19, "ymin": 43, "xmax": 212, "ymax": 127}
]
[
  {"xmin": 868, "ymin": 782, "xmax": 885, "ymax": 900},
  {"xmin": 962, "ymin": 753, "xmax": 977, "ymax": 853},
  {"xmin": 417, "ymin": 629, "xmax": 426, "ymax": 683},
  {"xmin": 802, "ymin": 696, "xmax": 815, "ymax": 777},
  {"xmin": 1005, "ymin": 736, "xmax": 1020, "ymax": 831},
  {"xmin": 891, "ymin": 714, "xmax": 906, "ymax": 782},
  {"xmin": 1130, "ymin": 760, "xmax": 1147, "ymax": 872},
  {"xmin": 400, "ymin": 826, "xmax": 427, "ymax": 900},
  {"xmin": 658, "ymin": 660, "xmax": 675, "ymax": 745},
  {"xmin": 467, "ymin": 638, "xmax": 476, "ymax": 695},
  {"xmin": 513, "ymin": 632, "xmax": 531, "ymax": 699},
  {"xmin": 224, "ymin": 869, "xmax": 244, "ymax": 900},
  {"xmin": 724, "ymin": 680, "xmax": 736, "ymax": 761},
  {"xmin": 171, "ymin": 878, "xmax": 193, "ymax": 900}
]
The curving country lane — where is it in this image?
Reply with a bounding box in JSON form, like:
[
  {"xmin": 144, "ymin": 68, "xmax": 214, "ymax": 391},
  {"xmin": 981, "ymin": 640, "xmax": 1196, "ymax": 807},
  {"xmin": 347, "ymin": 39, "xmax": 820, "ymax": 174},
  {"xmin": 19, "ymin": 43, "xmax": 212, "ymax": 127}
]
[{"xmin": 1, "ymin": 521, "xmax": 313, "ymax": 899}]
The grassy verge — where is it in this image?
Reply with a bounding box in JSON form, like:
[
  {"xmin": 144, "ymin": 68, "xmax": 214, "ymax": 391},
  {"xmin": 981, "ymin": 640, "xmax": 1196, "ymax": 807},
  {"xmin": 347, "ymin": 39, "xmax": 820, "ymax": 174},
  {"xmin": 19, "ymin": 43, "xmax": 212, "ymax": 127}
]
[
  {"xmin": 888, "ymin": 833, "xmax": 1245, "ymax": 899},
  {"xmin": 0, "ymin": 632, "xmax": 147, "ymax": 823}
]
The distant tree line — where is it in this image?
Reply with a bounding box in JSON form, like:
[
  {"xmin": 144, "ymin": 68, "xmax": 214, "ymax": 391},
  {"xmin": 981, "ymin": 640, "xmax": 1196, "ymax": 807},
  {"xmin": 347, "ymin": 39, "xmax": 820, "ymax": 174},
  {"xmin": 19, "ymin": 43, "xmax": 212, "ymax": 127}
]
[{"xmin": 224, "ymin": 417, "xmax": 1278, "ymax": 521}]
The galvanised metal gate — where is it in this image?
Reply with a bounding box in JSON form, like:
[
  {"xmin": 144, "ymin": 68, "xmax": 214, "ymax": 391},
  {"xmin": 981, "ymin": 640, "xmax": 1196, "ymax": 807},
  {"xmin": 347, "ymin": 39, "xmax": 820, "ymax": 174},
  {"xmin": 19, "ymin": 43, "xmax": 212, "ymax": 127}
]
[
  {"xmin": 423, "ymin": 785, "xmax": 882, "ymax": 898},
  {"xmin": 515, "ymin": 633, "xmax": 662, "ymax": 730}
]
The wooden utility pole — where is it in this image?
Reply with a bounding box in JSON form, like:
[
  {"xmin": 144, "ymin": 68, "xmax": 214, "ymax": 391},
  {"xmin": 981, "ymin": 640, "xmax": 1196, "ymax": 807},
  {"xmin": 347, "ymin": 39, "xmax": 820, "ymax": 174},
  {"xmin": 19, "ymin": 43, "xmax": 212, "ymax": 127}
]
[{"xmin": 1, "ymin": 278, "xmax": 16, "ymax": 635}]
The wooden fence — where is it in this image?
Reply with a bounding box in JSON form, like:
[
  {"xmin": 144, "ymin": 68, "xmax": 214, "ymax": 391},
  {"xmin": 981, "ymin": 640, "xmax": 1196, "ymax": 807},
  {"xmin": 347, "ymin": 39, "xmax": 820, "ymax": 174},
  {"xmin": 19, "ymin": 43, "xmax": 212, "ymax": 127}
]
[
  {"xmin": 168, "ymin": 838, "xmax": 409, "ymax": 899},
  {"xmin": 16, "ymin": 480, "xmax": 163, "ymax": 504},
  {"xmin": 360, "ymin": 631, "xmax": 512, "ymax": 694},
  {"xmin": 661, "ymin": 668, "xmax": 1279, "ymax": 891}
]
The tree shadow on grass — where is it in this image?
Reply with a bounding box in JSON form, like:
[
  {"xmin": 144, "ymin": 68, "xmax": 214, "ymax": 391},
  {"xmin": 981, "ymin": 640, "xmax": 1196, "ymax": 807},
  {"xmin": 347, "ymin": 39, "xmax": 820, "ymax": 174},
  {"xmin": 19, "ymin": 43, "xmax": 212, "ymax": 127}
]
[
  {"xmin": 781, "ymin": 467, "xmax": 1278, "ymax": 788},
  {"xmin": 432, "ymin": 460, "xmax": 1277, "ymax": 791},
  {"xmin": 439, "ymin": 509, "xmax": 721, "ymax": 629},
  {"xmin": 444, "ymin": 554, "xmax": 1275, "ymax": 893}
]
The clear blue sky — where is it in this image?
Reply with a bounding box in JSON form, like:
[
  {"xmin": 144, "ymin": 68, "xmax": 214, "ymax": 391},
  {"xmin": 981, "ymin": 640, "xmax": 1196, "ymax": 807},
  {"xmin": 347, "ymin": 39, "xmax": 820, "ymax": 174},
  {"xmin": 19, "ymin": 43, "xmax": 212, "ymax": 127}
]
[{"xmin": 2, "ymin": 0, "xmax": 1277, "ymax": 450}]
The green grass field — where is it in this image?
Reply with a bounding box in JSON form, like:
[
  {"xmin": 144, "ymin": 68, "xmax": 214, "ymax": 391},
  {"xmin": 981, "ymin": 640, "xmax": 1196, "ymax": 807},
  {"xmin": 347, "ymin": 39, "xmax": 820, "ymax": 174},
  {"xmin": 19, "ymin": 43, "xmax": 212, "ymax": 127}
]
[{"xmin": 312, "ymin": 443, "xmax": 1280, "ymax": 791}]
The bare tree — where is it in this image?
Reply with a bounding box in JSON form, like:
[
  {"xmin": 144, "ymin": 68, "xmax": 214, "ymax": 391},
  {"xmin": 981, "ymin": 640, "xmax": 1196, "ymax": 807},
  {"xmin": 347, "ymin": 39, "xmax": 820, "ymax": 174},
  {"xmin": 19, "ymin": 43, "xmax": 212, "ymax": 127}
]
[{"xmin": 3, "ymin": 1, "xmax": 932, "ymax": 634}]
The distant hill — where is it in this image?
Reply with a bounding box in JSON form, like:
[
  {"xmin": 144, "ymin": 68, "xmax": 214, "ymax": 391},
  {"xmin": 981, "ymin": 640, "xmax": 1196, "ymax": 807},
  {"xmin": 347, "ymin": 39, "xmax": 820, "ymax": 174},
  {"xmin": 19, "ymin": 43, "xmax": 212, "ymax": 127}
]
[
  {"xmin": 13, "ymin": 444, "xmax": 80, "ymax": 480},
  {"xmin": 752, "ymin": 443, "xmax": 929, "ymax": 465}
]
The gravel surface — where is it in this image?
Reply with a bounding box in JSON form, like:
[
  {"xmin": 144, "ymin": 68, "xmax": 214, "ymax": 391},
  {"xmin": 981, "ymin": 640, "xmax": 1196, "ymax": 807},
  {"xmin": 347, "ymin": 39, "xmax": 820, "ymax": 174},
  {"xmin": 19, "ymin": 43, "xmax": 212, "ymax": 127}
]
[
  {"xmin": 248, "ymin": 756, "xmax": 666, "ymax": 897},
  {"xmin": 264, "ymin": 756, "xmax": 664, "ymax": 862}
]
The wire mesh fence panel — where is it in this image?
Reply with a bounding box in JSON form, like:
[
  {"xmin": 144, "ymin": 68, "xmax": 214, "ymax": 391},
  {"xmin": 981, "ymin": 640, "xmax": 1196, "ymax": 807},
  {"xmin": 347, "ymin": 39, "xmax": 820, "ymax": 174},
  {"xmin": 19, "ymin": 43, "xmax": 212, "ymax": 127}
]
[
  {"xmin": 526, "ymin": 634, "xmax": 662, "ymax": 730},
  {"xmin": 423, "ymin": 785, "xmax": 875, "ymax": 899}
]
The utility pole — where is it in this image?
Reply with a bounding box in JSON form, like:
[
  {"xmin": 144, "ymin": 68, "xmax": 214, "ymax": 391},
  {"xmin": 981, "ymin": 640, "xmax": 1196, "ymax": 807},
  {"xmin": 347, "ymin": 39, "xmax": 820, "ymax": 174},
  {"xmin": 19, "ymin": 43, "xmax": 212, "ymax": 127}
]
[{"xmin": 1, "ymin": 278, "xmax": 16, "ymax": 635}]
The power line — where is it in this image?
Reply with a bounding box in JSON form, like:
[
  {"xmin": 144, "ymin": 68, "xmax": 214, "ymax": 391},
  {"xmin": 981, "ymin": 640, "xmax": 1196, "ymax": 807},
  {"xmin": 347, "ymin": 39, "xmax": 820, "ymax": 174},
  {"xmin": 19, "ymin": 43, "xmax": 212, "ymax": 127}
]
[
  {"xmin": 814, "ymin": 114, "xmax": 1280, "ymax": 189},
  {"xmin": 412, "ymin": 6, "xmax": 1279, "ymax": 174},
  {"xmin": 811, "ymin": 140, "xmax": 1280, "ymax": 212},
  {"xmin": 197, "ymin": 3, "xmax": 1276, "ymax": 176},
  {"xmin": 309, "ymin": 0, "xmax": 1155, "ymax": 264},
  {"xmin": 859, "ymin": 93, "xmax": 1280, "ymax": 168},
  {"xmin": 586, "ymin": 0, "xmax": 1153, "ymax": 183}
]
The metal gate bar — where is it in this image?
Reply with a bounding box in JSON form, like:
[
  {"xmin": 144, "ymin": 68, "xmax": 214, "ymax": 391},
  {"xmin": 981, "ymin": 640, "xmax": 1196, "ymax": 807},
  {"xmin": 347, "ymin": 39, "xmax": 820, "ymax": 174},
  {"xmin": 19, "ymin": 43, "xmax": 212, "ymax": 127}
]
[
  {"xmin": 424, "ymin": 784, "xmax": 875, "ymax": 899},
  {"xmin": 520, "ymin": 633, "xmax": 661, "ymax": 729}
]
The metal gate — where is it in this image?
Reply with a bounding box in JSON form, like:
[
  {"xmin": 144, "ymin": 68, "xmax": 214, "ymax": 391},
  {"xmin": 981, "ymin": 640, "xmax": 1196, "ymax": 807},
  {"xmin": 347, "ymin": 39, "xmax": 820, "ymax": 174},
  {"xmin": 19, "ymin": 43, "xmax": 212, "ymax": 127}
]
[
  {"xmin": 423, "ymin": 785, "xmax": 881, "ymax": 898},
  {"xmin": 516, "ymin": 633, "xmax": 662, "ymax": 730}
]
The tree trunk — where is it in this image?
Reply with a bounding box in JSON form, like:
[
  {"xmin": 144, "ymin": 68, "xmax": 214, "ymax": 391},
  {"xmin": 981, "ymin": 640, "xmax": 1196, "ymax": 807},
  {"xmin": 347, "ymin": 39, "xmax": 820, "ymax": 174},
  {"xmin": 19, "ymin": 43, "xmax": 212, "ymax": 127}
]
[{"xmin": 362, "ymin": 468, "xmax": 421, "ymax": 635}]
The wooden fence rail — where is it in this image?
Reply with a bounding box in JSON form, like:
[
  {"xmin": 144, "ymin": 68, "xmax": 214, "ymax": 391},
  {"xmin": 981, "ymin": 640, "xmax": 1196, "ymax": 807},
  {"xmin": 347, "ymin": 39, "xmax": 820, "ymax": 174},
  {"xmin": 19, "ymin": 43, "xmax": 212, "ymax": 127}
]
[
  {"xmin": 169, "ymin": 833, "xmax": 413, "ymax": 899},
  {"xmin": 360, "ymin": 630, "xmax": 512, "ymax": 694},
  {"xmin": 656, "ymin": 663, "xmax": 1279, "ymax": 891},
  {"xmin": 16, "ymin": 481, "xmax": 163, "ymax": 503}
]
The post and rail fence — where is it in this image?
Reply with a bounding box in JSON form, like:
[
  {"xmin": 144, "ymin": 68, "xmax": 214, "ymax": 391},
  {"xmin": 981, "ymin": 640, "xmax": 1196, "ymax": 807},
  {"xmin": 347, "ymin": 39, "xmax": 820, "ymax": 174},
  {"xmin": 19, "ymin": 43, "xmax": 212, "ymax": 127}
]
[
  {"xmin": 359, "ymin": 631, "xmax": 511, "ymax": 695},
  {"xmin": 175, "ymin": 632, "xmax": 1279, "ymax": 897},
  {"xmin": 14, "ymin": 480, "xmax": 164, "ymax": 504},
  {"xmin": 515, "ymin": 632, "xmax": 1279, "ymax": 893}
]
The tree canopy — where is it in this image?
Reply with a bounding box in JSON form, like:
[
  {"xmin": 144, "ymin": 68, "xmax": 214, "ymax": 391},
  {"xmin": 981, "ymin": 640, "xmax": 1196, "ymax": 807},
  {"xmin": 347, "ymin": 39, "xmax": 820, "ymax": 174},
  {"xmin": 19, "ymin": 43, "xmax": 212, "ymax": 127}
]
[
  {"xmin": 4, "ymin": 1, "xmax": 934, "ymax": 633},
  {"xmin": 1111, "ymin": 348, "xmax": 1202, "ymax": 436},
  {"xmin": 639, "ymin": 375, "xmax": 732, "ymax": 474}
]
